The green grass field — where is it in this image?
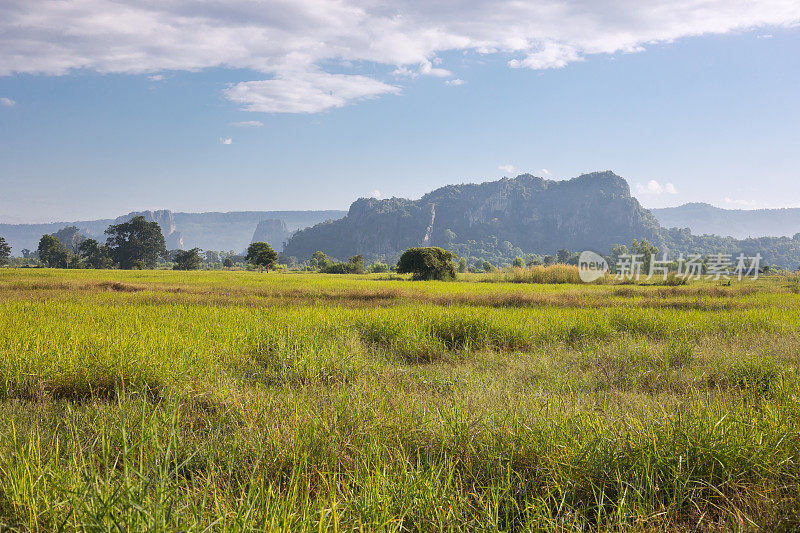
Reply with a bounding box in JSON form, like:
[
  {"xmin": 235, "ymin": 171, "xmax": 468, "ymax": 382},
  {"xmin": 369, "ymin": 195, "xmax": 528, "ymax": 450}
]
[{"xmin": 1, "ymin": 268, "xmax": 799, "ymax": 531}]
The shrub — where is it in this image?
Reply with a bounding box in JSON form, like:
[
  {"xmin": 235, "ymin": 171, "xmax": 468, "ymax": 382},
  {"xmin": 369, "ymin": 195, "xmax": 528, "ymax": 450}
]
[
  {"xmin": 321, "ymin": 255, "xmax": 367, "ymax": 274},
  {"xmin": 396, "ymin": 247, "xmax": 457, "ymax": 281},
  {"xmin": 662, "ymin": 272, "xmax": 688, "ymax": 286},
  {"xmin": 371, "ymin": 262, "xmax": 390, "ymax": 273}
]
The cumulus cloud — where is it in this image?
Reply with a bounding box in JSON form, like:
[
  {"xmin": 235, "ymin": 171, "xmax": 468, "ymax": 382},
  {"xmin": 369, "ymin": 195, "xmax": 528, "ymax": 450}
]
[
  {"xmin": 220, "ymin": 137, "xmax": 233, "ymax": 145},
  {"xmin": 229, "ymin": 120, "xmax": 263, "ymax": 128},
  {"xmin": 540, "ymin": 168, "xmax": 551, "ymax": 176},
  {"xmin": 1, "ymin": 1, "xmax": 798, "ymax": 113},
  {"xmin": 498, "ymin": 164, "xmax": 515, "ymax": 174},
  {"xmin": 445, "ymin": 78, "xmax": 465, "ymax": 86},
  {"xmin": 394, "ymin": 59, "xmax": 451, "ymax": 79},
  {"xmin": 0, "ymin": 97, "xmax": 15, "ymax": 107},
  {"xmin": 148, "ymin": 74, "xmax": 165, "ymax": 82},
  {"xmin": 636, "ymin": 180, "xmax": 677, "ymax": 195},
  {"xmin": 370, "ymin": 189, "xmax": 382, "ymax": 199},
  {"xmin": 224, "ymin": 71, "xmax": 400, "ymax": 113}
]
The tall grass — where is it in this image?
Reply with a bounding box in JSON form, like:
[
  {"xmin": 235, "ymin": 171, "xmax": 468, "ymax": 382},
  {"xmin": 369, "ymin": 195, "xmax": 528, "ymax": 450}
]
[
  {"xmin": 490, "ymin": 264, "xmax": 598, "ymax": 284},
  {"xmin": 0, "ymin": 269, "xmax": 798, "ymax": 530}
]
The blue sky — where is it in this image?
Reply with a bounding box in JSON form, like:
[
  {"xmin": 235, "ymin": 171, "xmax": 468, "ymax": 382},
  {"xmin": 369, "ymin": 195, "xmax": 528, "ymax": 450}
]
[{"xmin": 1, "ymin": 1, "xmax": 799, "ymax": 223}]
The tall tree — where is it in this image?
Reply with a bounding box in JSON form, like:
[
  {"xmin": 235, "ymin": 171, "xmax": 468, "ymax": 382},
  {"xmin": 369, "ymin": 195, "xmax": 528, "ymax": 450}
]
[
  {"xmin": 0, "ymin": 236, "xmax": 11, "ymax": 266},
  {"xmin": 52, "ymin": 226, "xmax": 86, "ymax": 252},
  {"xmin": 310, "ymin": 251, "xmax": 331, "ymax": 270},
  {"xmin": 173, "ymin": 248, "xmax": 203, "ymax": 270},
  {"xmin": 37, "ymin": 234, "xmax": 68, "ymax": 268},
  {"xmin": 105, "ymin": 215, "xmax": 167, "ymax": 269},
  {"xmin": 245, "ymin": 242, "xmax": 278, "ymax": 272},
  {"xmin": 630, "ymin": 239, "xmax": 659, "ymax": 275},
  {"xmin": 78, "ymin": 238, "xmax": 112, "ymax": 269}
]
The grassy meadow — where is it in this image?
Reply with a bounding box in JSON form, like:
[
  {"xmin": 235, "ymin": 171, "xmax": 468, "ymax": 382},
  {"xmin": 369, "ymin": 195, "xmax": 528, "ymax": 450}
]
[{"xmin": 1, "ymin": 267, "xmax": 800, "ymax": 531}]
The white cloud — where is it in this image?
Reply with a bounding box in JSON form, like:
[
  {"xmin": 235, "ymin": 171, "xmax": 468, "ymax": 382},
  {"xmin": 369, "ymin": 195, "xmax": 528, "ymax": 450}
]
[
  {"xmin": 370, "ymin": 189, "xmax": 382, "ymax": 198},
  {"xmin": 148, "ymin": 74, "xmax": 165, "ymax": 81},
  {"xmin": 724, "ymin": 196, "xmax": 760, "ymax": 208},
  {"xmin": 0, "ymin": 1, "xmax": 798, "ymax": 113},
  {"xmin": 229, "ymin": 120, "xmax": 263, "ymax": 128},
  {"xmin": 220, "ymin": 137, "xmax": 232, "ymax": 145},
  {"xmin": 758, "ymin": 34, "xmax": 775, "ymax": 38},
  {"xmin": 419, "ymin": 59, "xmax": 451, "ymax": 78},
  {"xmin": 0, "ymin": 97, "xmax": 15, "ymax": 107},
  {"xmin": 499, "ymin": 164, "xmax": 515, "ymax": 174},
  {"xmin": 445, "ymin": 78, "xmax": 465, "ymax": 86},
  {"xmin": 636, "ymin": 180, "xmax": 677, "ymax": 195},
  {"xmin": 393, "ymin": 59, "xmax": 451, "ymax": 79},
  {"xmin": 540, "ymin": 168, "xmax": 551, "ymax": 176},
  {"xmin": 509, "ymin": 42, "xmax": 583, "ymax": 70},
  {"xmin": 224, "ymin": 71, "xmax": 400, "ymax": 114}
]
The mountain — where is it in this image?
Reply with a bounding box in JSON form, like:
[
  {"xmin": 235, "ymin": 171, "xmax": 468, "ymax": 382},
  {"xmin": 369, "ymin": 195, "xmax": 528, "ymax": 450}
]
[
  {"xmin": 251, "ymin": 219, "xmax": 291, "ymax": 249},
  {"xmin": 170, "ymin": 211, "xmax": 346, "ymax": 251},
  {"xmin": 283, "ymin": 171, "xmax": 662, "ymax": 261},
  {"xmin": 0, "ymin": 210, "xmax": 346, "ymax": 254},
  {"xmin": 0, "ymin": 210, "xmax": 181, "ymax": 255},
  {"xmin": 651, "ymin": 203, "xmax": 800, "ymax": 239}
]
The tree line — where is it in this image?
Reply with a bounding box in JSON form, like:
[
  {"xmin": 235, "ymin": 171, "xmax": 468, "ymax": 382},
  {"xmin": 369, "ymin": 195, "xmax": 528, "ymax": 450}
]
[{"xmin": 1, "ymin": 220, "xmax": 778, "ymax": 279}]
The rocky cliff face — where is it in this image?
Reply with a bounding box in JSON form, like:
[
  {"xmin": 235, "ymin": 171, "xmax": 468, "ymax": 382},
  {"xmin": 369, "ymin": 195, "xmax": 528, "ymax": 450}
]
[
  {"xmin": 251, "ymin": 219, "xmax": 292, "ymax": 250},
  {"xmin": 283, "ymin": 171, "xmax": 663, "ymax": 261}
]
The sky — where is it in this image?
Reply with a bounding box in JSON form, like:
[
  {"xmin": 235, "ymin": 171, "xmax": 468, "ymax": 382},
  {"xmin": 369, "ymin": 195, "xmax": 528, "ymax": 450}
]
[{"xmin": 1, "ymin": 1, "xmax": 799, "ymax": 224}]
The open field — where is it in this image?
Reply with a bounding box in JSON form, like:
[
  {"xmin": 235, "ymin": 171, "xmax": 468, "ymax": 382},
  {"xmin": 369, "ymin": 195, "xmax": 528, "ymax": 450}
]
[{"xmin": 1, "ymin": 268, "xmax": 799, "ymax": 531}]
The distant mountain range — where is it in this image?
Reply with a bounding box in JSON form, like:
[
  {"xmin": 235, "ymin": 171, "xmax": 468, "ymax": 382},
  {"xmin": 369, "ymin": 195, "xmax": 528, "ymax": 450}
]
[
  {"xmin": 5, "ymin": 174, "xmax": 800, "ymax": 269},
  {"xmin": 284, "ymin": 171, "xmax": 662, "ymax": 260},
  {"xmin": 651, "ymin": 203, "xmax": 800, "ymax": 239},
  {"xmin": 0, "ymin": 210, "xmax": 346, "ymax": 254}
]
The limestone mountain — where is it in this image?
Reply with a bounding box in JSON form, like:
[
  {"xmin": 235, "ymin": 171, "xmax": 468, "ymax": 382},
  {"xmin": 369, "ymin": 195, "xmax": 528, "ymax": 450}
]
[
  {"xmin": 251, "ymin": 219, "xmax": 292, "ymax": 250},
  {"xmin": 283, "ymin": 171, "xmax": 663, "ymax": 261}
]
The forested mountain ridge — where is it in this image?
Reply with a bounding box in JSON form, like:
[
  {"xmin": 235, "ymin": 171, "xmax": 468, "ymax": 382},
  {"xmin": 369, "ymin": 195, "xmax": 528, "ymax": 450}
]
[
  {"xmin": 283, "ymin": 171, "xmax": 663, "ymax": 261},
  {"xmin": 651, "ymin": 203, "xmax": 800, "ymax": 239}
]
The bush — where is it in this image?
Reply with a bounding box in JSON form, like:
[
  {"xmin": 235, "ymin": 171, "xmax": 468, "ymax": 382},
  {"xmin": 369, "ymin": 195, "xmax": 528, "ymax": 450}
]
[
  {"xmin": 396, "ymin": 247, "xmax": 457, "ymax": 281},
  {"xmin": 321, "ymin": 255, "xmax": 367, "ymax": 274},
  {"xmin": 371, "ymin": 262, "xmax": 390, "ymax": 273},
  {"xmin": 661, "ymin": 272, "xmax": 688, "ymax": 286}
]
